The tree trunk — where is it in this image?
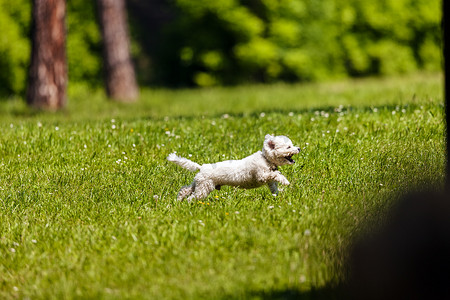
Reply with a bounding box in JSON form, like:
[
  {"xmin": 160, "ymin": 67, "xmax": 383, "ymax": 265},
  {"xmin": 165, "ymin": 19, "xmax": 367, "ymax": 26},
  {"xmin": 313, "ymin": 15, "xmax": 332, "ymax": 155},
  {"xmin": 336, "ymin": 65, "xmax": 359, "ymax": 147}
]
[
  {"xmin": 27, "ymin": 0, "xmax": 67, "ymax": 110},
  {"xmin": 97, "ymin": 0, "xmax": 139, "ymax": 101}
]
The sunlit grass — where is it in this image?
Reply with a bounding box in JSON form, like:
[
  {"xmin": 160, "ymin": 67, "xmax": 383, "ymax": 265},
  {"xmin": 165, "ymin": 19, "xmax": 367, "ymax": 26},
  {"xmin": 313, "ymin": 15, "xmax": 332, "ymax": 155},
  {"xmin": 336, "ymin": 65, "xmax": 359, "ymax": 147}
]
[{"xmin": 0, "ymin": 72, "xmax": 445, "ymax": 299}]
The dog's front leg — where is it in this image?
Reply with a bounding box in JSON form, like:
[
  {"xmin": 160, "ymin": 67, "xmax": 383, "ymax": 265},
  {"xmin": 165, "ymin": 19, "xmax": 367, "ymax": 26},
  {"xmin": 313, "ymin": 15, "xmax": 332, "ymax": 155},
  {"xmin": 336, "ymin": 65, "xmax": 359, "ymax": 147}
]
[
  {"xmin": 272, "ymin": 171, "xmax": 290, "ymax": 186},
  {"xmin": 268, "ymin": 181, "xmax": 279, "ymax": 196}
]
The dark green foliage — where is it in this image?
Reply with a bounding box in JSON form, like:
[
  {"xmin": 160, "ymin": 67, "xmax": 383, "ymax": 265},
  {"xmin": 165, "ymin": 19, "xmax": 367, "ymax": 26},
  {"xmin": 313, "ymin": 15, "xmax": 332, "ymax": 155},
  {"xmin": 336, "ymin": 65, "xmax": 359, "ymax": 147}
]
[
  {"xmin": 0, "ymin": 0, "xmax": 442, "ymax": 93},
  {"xmin": 134, "ymin": 0, "xmax": 442, "ymax": 86},
  {"xmin": 66, "ymin": 0, "xmax": 102, "ymax": 87},
  {"xmin": 0, "ymin": 0, "xmax": 31, "ymax": 95}
]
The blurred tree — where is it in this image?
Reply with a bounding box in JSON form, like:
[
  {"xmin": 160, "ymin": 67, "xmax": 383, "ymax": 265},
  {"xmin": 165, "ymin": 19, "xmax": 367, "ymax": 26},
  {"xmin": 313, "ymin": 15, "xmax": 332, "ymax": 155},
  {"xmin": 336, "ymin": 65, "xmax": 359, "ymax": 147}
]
[
  {"xmin": 97, "ymin": 0, "xmax": 138, "ymax": 101},
  {"xmin": 26, "ymin": 0, "xmax": 67, "ymax": 110}
]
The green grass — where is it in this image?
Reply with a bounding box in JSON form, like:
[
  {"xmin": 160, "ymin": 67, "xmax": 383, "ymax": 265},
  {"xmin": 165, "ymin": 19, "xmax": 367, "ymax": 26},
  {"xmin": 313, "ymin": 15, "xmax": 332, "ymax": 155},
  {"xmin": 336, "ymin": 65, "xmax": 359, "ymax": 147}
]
[{"xmin": 0, "ymin": 72, "xmax": 445, "ymax": 299}]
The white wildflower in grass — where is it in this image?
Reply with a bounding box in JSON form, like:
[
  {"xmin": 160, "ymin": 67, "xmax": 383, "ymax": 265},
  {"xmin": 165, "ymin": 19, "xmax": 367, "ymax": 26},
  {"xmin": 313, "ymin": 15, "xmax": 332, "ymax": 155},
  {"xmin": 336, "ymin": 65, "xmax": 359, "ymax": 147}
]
[
  {"xmin": 335, "ymin": 105, "xmax": 344, "ymax": 113},
  {"xmin": 165, "ymin": 130, "xmax": 171, "ymax": 135},
  {"xmin": 392, "ymin": 111, "xmax": 396, "ymax": 115},
  {"xmin": 310, "ymin": 117, "xmax": 315, "ymax": 122},
  {"xmin": 260, "ymin": 112, "xmax": 265, "ymax": 118},
  {"xmin": 112, "ymin": 125, "xmax": 116, "ymax": 129},
  {"xmin": 288, "ymin": 112, "xmax": 294, "ymax": 117},
  {"xmin": 268, "ymin": 205, "xmax": 274, "ymax": 209},
  {"xmin": 222, "ymin": 114, "xmax": 229, "ymax": 119},
  {"xmin": 111, "ymin": 119, "xmax": 115, "ymax": 123},
  {"xmin": 10, "ymin": 248, "xmax": 16, "ymax": 253},
  {"xmin": 132, "ymin": 144, "xmax": 136, "ymax": 147},
  {"xmin": 84, "ymin": 145, "xmax": 87, "ymax": 149},
  {"xmin": 13, "ymin": 286, "xmax": 19, "ymax": 292},
  {"xmin": 10, "ymin": 123, "xmax": 13, "ymax": 128},
  {"xmin": 304, "ymin": 229, "xmax": 311, "ymax": 236},
  {"xmin": 37, "ymin": 122, "xmax": 42, "ymax": 127},
  {"xmin": 55, "ymin": 126, "xmax": 59, "ymax": 131},
  {"xmin": 235, "ymin": 211, "xmax": 239, "ymax": 214}
]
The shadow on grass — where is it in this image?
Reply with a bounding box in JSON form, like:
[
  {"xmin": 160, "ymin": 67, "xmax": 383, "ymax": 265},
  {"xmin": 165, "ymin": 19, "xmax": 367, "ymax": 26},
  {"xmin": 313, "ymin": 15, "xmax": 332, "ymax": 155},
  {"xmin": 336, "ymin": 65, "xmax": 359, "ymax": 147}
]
[{"xmin": 239, "ymin": 188, "xmax": 450, "ymax": 300}]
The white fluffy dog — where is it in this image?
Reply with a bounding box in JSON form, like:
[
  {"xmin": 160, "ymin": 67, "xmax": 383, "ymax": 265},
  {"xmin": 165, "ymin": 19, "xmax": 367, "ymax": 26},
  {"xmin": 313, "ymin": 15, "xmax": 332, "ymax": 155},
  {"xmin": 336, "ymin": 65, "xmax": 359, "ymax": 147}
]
[{"xmin": 167, "ymin": 134, "xmax": 300, "ymax": 201}]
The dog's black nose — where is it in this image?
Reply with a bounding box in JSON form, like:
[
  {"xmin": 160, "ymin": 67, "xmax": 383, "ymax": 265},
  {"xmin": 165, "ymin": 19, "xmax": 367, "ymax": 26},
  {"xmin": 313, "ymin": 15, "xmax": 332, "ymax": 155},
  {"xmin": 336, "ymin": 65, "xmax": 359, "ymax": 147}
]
[{"xmin": 297, "ymin": 147, "xmax": 301, "ymax": 152}]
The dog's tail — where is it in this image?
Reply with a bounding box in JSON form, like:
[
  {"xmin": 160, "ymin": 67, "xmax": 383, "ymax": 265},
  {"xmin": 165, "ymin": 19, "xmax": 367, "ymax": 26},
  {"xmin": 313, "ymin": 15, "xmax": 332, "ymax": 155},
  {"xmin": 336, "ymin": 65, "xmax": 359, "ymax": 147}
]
[{"xmin": 167, "ymin": 153, "xmax": 201, "ymax": 172}]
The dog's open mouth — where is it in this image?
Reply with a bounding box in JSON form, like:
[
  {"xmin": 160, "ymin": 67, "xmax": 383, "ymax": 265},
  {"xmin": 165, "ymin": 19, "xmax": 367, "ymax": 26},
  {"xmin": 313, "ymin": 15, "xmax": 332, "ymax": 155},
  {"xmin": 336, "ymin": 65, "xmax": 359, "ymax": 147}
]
[{"xmin": 285, "ymin": 155, "xmax": 295, "ymax": 163}]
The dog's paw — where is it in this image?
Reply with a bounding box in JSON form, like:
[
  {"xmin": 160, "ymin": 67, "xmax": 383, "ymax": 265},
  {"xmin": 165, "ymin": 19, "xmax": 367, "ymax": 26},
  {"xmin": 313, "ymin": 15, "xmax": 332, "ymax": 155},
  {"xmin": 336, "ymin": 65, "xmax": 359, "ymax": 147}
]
[{"xmin": 278, "ymin": 177, "xmax": 290, "ymax": 185}]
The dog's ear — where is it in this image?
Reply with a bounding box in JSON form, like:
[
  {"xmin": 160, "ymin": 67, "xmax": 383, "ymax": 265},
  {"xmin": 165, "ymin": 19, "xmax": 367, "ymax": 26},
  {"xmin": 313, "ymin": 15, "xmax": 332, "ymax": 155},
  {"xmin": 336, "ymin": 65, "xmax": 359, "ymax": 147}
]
[{"xmin": 265, "ymin": 134, "xmax": 276, "ymax": 149}]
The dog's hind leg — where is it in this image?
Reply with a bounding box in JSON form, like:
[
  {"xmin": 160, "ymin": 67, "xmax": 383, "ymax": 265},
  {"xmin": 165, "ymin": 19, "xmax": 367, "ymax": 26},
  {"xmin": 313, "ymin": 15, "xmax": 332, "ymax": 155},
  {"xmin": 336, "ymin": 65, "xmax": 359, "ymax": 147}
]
[
  {"xmin": 178, "ymin": 182, "xmax": 195, "ymax": 201},
  {"xmin": 192, "ymin": 180, "xmax": 215, "ymax": 201}
]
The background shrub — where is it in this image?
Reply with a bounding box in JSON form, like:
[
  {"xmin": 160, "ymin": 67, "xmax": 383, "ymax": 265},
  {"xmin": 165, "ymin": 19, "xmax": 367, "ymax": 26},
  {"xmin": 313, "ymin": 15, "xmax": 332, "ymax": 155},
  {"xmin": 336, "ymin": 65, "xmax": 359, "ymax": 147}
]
[{"xmin": 134, "ymin": 0, "xmax": 442, "ymax": 87}]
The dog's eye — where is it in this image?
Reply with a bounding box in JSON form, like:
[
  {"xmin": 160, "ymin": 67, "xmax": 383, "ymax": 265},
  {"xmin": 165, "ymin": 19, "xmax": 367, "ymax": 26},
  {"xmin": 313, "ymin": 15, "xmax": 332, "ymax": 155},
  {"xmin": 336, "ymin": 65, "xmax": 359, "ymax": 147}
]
[{"xmin": 287, "ymin": 146, "xmax": 291, "ymax": 149}]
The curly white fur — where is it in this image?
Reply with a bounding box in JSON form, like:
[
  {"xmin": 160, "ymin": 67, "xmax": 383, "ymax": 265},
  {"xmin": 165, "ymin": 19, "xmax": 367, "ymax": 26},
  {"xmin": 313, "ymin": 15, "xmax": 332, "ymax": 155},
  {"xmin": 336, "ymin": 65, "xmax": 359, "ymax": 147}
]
[{"xmin": 168, "ymin": 134, "xmax": 300, "ymax": 201}]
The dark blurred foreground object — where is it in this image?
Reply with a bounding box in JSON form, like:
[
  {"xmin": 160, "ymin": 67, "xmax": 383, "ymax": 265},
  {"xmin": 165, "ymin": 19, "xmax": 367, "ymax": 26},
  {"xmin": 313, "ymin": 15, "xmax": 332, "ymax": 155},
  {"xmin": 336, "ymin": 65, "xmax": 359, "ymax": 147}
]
[
  {"xmin": 348, "ymin": 190, "xmax": 450, "ymax": 300},
  {"xmin": 27, "ymin": 0, "xmax": 67, "ymax": 110},
  {"xmin": 97, "ymin": 0, "xmax": 139, "ymax": 102}
]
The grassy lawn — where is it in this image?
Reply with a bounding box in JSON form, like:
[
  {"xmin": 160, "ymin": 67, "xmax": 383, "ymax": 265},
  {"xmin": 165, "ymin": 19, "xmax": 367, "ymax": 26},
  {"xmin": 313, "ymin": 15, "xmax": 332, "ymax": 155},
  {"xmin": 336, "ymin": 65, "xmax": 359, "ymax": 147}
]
[{"xmin": 0, "ymin": 73, "xmax": 445, "ymax": 299}]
